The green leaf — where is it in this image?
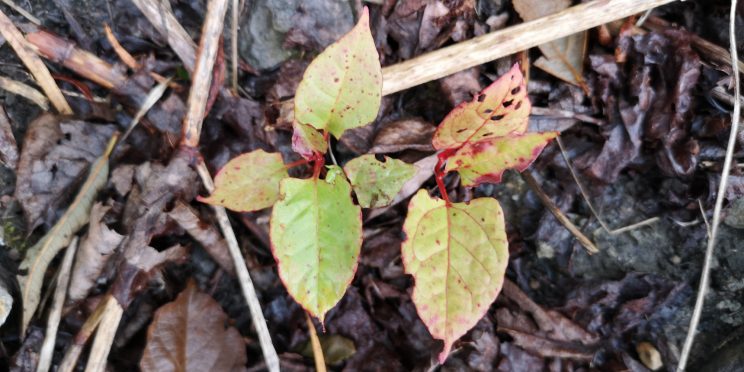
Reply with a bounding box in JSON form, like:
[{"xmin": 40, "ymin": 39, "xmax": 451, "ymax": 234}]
[
  {"xmin": 432, "ymin": 64, "xmax": 531, "ymax": 150},
  {"xmin": 445, "ymin": 132, "xmax": 558, "ymax": 187},
  {"xmin": 199, "ymin": 150, "xmax": 288, "ymax": 212},
  {"xmin": 343, "ymin": 155, "xmax": 415, "ymax": 208},
  {"xmin": 292, "ymin": 121, "xmax": 328, "ymax": 159},
  {"xmin": 401, "ymin": 190, "xmax": 508, "ymax": 363},
  {"xmin": 293, "ymin": 7, "xmax": 382, "ymax": 139},
  {"xmin": 270, "ymin": 166, "xmax": 362, "ymax": 321},
  {"xmin": 18, "ymin": 133, "xmax": 118, "ymax": 335}
]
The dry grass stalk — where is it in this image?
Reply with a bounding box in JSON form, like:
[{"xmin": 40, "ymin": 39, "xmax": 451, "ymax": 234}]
[
  {"xmin": 0, "ymin": 9, "xmax": 71, "ymax": 114},
  {"xmin": 0, "ymin": 75, "xmax": 49, "ymax": 110},
  {"xmin": 37, "ymin": 238, "xmax": 79, "ymax": 372}
]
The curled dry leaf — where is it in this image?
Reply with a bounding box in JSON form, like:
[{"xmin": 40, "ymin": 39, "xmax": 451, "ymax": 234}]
[
  {"xmin": 343, "ymin": 154, "xmax": 415, "ymax": 208},
  {"xmin": 369, "ymin": 118, "xmax": 436, "ymax": 154},
  {"xmin": 140, "ymin": 281, "xmax": 247, "ymax": 372},
  {"xmin": 18, "ymin": 134, "xmax": 118, "ymax": 334},
  {"xmin": 401, "ymin": 190, "xmax": 508, "ymax": 363},
  {"xmin": 293, "ymin": 7, "xmax": 382, "ymax": 139},
  {"xmin": 67, "ymin": 202, "xmax": 124, "ymax": 303},
  {"xmin": 270, "ymin": 166, "xmax": 362, "ymax": 322},
  {"xmin": 199, "ymin": 149, "xmax": 288, "ymax": 212},
  {"xmin": 14, "ymin": 114, "xmax": 117, "ymax": 230},
  {"xmin": 167, "ymin": 201, "xmax": 234, "ymax": 275},
  {"xmin": 512, "ymin": 0, "xmax": 587, "ymax": 86}
]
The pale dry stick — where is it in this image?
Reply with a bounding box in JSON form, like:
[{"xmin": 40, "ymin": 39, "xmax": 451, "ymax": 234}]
[
  {"xmin": 0, "ymin": 9, "xmax": 72, "ymax": 114},
  {"xmin": 103, "ymin": 24, "xmax": 138, "ymax": 69},
  {"xmin": 181, "ymin": 0, "xmax": 279, "ymax": 369},
  {"xmin": 531, "ymin": 106, "xmax": 605, "ymax": 126},
  {"xmin": 0, "ymin": 0, "xmax": 40, "ymax": 25},
  {"xmin": 37, "ymin": 237, "xmax": 79, "ymax": 372},
  {"xmin": 555, "ymin": 136, "xmax": 659, "ymax": 235},
  {"xmin": 305, "ymin": 313, "xmax": 327, "ymax": 372},
  {"xmin": 181, "ymin": 0, "xmax": 228, "ymax": 147},
  {"xmin": 129, "ymin": 0, "xmax": 197, "ymax": 72},
  {"xmin": 57, "ymin": 295, "xmax": 116, "ymax": 372},
  {"xmin": 83, "ymin": 296, "xmax": 123, "ymax": 372},
  {"xmin": 0, "ymin": 75, "xmax": 49, "ymax": 110},
  {"xmin": 677, "ymin": 1, "xmax": 741, "ymax": 370},
  {"xmin": 195, "ymin": 161, "xmax": 280, "ymax": 372},
  {"xmin": 698, "ymin": 199, "xmax": 711, "ymax": 239},
  {"xmin": 230, "ymin": 0, "xmax": 239, "ymax": 94},
  {"xmin": 521, "ymin": 171, "xmax": 599, "ymax": 254},
  {"xmin": 380, "ymin": 0, "xmax": 678, "ymax": 95}
]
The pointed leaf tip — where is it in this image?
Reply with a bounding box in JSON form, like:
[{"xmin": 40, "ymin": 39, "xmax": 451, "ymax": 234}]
[
  {"xmin": 402, "ymin": 190, "xmax": 508, "ymax": 363},
  {"xmin": 199, "ymin": 149, "xmax": 288, "ymax": 212},
  {"xmin": 293, "ymin": 6, "xmax": 382, "ymax": 139}
]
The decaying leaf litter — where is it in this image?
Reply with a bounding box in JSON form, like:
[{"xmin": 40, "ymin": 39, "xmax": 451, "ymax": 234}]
[{"xmin": 0, "ymin": 0, "xmax": 742, "ymax": 371}]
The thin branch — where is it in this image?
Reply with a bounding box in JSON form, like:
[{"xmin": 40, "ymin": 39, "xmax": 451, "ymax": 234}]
[
  {"xmin": 83, "ymin": 296, "xmax": 123, "ymax": 372},
  {"xmin": 305, "ymin": 313, "xmax": 327, "ymax": 372},
  {"xmin": 57, "ymin": 294, "xmax": 113, "ymax": 372},
  {"xmin": 380, "ymin": 0, "xmax": 678, "ymax": 95},
  {"xmin": 521, "ymin": 171, "xmax": 599, "ymax": 254},
  {"xmin": 556, "ymin": 136, "xmax": 659, "ymax": 235},
  {"xmin": 677, "ymin": 1, "xmax": 740, "ymax": 370},
  {"xmin": 230, "ymin": 0, "xmax": 239, "ymax": 94},
  {"xmin": 37, "ymin": 237, "xmax": 78, "ymax": 372},
  {"xmin": 0, "ymin": 9, "xmax": 72, "ymax": 114}
]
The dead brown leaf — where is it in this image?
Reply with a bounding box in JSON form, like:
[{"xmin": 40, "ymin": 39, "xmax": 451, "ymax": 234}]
[
  {"xmin": 369, "ymin": 118, "xmax": 436, "ymax": 154},
  {"xmin": 140, "ymin": 281, "xmax": 247, "ymax": 372},
  {"xmin": 67, "ymin": 202, "xmax": 124, "ymax": 303},
  {"xmin": 513, "ymin": 0, "xmax": 587, "ymax": 87},
  {"xmin": 167, "ymin": 201, "xmax": 234, "ymax": 275},
  {"xmin": 14, "ymin": 114, "xmax": 117, "ymax": 230}
]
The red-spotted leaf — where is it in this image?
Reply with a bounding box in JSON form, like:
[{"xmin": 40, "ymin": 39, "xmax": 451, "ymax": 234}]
[
  {"xmin": 293, "ymin": 7, "xmax": 382, "ymax": 139},
  {"xmin": 445, "ymin": 132, "xmax": 558, "ymax": 187},
  {"xmin": 402, "ymin": 190, "xmax": 508, "ymax": 363},
  {"xmin": 292, "ymin": 121, "xmax": 328, "ymax": 160},
  {"xmin": 199, "ymin": 149, "xmax": 288, "ymax": 212},
  {"xmin": 432, "ymin": 64, "xmax": 530, "ymax": 150},
  {"xmin": 270, "ymin": 166, "xmax": 362, "ymax": 322},
  {"xmin": 343, "ymin": 154, "xmax": 415, "ymax": 208}
]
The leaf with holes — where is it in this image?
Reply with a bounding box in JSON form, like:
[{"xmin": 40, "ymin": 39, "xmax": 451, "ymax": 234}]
[
  {"xmin": 432, "ymin": 64, "xmax": 530, "ymax": 150},
  {"xmin": 293, "ymin": 7, "xmax": 382, "ymax": 139},
  {"xmin": 343, "ymin": 155, "xmax": 415, "ymax": 208},
  {"xmin": 446, "ymin": 132, "xmax": 558, "ymax": 187},
  {"xmin": 270, "ymin": 166, "xmax": 362, "ymax": 322},
  {"xmin": 401, "ymin": 190, "xmax": 508, "ymax": 363},
  {"xmin": 199, "ymin": 149, "xmax": 288, "ymax": 212}
]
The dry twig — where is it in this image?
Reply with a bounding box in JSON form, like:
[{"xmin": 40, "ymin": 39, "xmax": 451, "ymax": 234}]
[
  {"xmin": 37, "ymin": 237, "xmax": 78, "ymax": 372},
  {"xmin": 0, "ymin": 75, "xmax": 49, "ymax": 110},
  {"xmin": 677, "ymin": 1, "xmax": 741, "ymax": 370},
  {"xmin": 0, "ymin": 9, "xmax": 71, "ymax": 114}
]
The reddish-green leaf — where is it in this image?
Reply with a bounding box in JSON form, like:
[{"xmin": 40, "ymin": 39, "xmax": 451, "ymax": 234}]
[
  {"xmin": 432, "ymin": 64, "xmax": 531, "ymax": 150},
  {"xmin": 293, "ymin": 7, "xmax": 382, "ymax": 139},
  {"xmin": 198, "ymin": 149, "xmax": 288, "ymax": 212},
  {"xmin": 343, "ymin": 154, "xmax": 415, "ymax": 208},
  {"xmin": 402, "ymin": 190, "xmax": 508, "ymax": 363},
  {"xmin": 140, "ymin": 281, "xmax": 247, "ymax": 372},
  {"xmin": 445, "ymin": 132, "xmax": 558, "ymax": 187},
  {"xmin": 292, "ymin": 121, "xmax": 328, "ymax": 159},
  {"xmin": 270, "ymin": 166, "xmax": 362, "ymax": 322}
]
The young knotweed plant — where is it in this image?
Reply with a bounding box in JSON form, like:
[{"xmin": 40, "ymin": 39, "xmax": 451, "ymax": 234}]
[
  {"xmin": 199, "ymin": 5, "xmax": 556, "ymax": 365},
  {"xmin": 201, "ymin": 7, "xmax": 412, "ymax": 323},
  {"xmin": 404, "ymin": 64, "xmax": 558, "ymax": 363}
]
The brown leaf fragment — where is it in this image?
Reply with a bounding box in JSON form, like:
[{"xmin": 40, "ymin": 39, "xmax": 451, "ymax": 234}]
[
  {"xmin": 140, "ymin": 281, "xmax": 247, "ymax": 372},
  {"xmin": 498, "ymin": 328, "xmax": 596, "ymax": 360},
  {"xmin": 67, "ymin": 202, "xmax": 124, "ymax": 303},
  {"xmin": 369, "ymin": 118, "xmax": 436, "ymax": 154},
  {"xmin": 167, "ymin": 201, "xmax": 234, "ymax": 275},
  {"xmin": 14, "ymin": 114, "xmax": 117, "ymax": 230},
  {"xmin": 0, "ymin": 106, "xmax": 18, "ymax": 169}
]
